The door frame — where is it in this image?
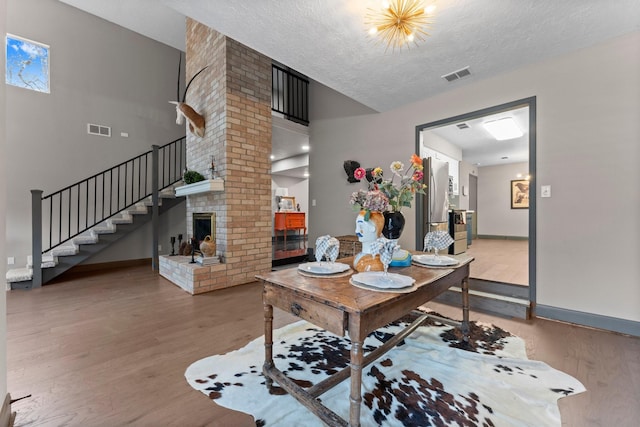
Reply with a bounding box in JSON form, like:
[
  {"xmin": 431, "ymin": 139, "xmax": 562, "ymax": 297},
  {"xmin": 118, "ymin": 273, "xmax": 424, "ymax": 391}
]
[{"xmin": 414, "ymin": 97, "xmax": 537, "ymax": 308}]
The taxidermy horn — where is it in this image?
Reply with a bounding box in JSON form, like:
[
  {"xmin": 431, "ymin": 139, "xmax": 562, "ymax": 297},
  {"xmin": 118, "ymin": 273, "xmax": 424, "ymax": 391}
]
[{"xmin": 170, "ymin": 53, "xmax": 208, "ymax": 138}]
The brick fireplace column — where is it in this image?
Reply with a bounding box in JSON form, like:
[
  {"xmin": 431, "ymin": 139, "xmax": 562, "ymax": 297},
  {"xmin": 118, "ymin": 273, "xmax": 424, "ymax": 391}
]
[{"xmin": 182, "ymin": 18, "xmax": 272, "ymax": 290}]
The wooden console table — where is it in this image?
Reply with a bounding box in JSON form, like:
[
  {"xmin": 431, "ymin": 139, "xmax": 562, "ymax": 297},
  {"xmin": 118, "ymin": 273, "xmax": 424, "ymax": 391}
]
[
  {"xmin": 256, "ymin": 254, "xmax": 473, "ymax": 426},
  {"xmin": 274, "ymin": 212, "xmax": 306, "ymax": 245}
]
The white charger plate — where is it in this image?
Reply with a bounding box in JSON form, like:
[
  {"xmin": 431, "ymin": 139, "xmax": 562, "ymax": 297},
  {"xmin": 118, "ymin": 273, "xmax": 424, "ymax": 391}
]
[
  {"xmin": 298, "ymin": 262, "xmax": 350, "ymax": 275},
  {"xmin": 351, "ymin": 272, "xmax": 415, "ymax": 289},
  {"xmin": 413, "ymin": 254, "xmax": 459, "ymax": 267}
]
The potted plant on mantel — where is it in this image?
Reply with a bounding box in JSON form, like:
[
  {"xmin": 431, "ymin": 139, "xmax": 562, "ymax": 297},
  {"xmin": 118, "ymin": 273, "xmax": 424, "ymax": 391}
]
[{"xmin": 183, "ymin": 169, "xmax": 206, "ymax": 185}]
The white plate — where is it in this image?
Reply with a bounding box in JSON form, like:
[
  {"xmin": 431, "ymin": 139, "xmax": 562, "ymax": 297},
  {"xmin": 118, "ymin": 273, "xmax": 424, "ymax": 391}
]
[
  {"xmin": 351, "ymin": 272, "xmax": 415, "ymax": 289},
  {"xmin": 413, "ymin": 254, "xmax": 459, "ymax": 267},
  {"xmin": 298, "ymin": 262, "xmax": 351, "ymax": 275}
]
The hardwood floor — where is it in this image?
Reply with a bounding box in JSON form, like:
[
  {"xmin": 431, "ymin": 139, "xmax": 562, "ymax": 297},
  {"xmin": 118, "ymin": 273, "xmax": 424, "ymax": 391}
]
[
  {"xmin": 7, "ymin": 265, "xmax": 639, "ymax": 426},
  {"xmin": 466, "ymin": 238, "xmax": 529, "ymax": 286}
]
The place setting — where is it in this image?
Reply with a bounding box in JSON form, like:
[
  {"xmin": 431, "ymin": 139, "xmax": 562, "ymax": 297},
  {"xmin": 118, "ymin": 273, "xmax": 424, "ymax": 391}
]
[
  {"xmin": 297, "ymin": 235, "xmax": 352, "ymax": 278},
  {"xmin": 413, "ymin": 230, "xmax": 460, "ymax": 268},
  {"xmin": 350, "ymin": 238, "xmax": 417, "ymax": 293}
]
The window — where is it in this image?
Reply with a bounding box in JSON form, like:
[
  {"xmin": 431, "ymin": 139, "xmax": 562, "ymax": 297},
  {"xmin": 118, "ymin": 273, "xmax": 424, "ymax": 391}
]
[{"xmin": 5, "ymin": 34, "xmax": 50, "ymax": 93}]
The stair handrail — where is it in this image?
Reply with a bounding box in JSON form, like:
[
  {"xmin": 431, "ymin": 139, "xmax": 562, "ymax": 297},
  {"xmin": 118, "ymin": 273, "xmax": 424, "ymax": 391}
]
[{"xmin": 30, "ymin": 136, "xmax": 186, "ymax": 286}]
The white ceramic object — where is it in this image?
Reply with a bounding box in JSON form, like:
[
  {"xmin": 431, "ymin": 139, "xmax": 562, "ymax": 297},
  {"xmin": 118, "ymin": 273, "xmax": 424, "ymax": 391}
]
[
  {"xmin": 297, "ymin": 262, "xmax": 350, "ymax": 275},
  {"xmin": 351, "ymin": 272, "xmax": 415, "ymax": 289},
  {"xmin": 413, "ymin": 254, "xmax": 459, "ymax": 267}
]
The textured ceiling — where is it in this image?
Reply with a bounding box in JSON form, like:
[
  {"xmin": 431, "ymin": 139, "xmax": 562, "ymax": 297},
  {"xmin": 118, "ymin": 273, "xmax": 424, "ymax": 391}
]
[
  {"xmin": 58, "ymin": 0, "xmax": 639, "ymax": 174},
  {"xmin": 60, "ymin": 0, "xmax": 640, "ymax": 113}
]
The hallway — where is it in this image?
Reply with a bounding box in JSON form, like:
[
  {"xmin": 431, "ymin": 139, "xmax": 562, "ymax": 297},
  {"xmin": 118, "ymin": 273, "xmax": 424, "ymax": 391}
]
[{"xmin": 466, "ymin": 238, "xmax": 528, "ymax": 286}]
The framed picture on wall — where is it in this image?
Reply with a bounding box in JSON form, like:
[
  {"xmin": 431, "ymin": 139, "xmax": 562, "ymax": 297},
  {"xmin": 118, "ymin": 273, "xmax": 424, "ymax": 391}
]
[
  {"xmin": 510, "ymin": 180, "xmax": 529, "ymax": 209},
  {"xmin": 279, "ymin": 196, "xmax": 296, "ymax": 212}
]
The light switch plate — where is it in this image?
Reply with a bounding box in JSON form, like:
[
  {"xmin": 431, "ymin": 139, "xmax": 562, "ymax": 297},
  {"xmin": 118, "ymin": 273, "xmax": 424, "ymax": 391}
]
[{"xmin": 541, "ymin": 185, "xmax": 551, "ymax": 198}]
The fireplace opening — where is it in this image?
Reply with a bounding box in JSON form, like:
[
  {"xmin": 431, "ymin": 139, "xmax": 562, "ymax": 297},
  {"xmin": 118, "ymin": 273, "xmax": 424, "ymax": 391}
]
[{"xmin": 192, "ymin": 212, "xmax": 215, "ymax": 245}]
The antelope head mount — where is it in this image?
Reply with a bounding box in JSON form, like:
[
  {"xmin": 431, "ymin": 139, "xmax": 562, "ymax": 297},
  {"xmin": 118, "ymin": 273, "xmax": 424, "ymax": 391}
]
[{"xmin": 170, "ymin": 54, "xmax": 208, "ymax": 138}]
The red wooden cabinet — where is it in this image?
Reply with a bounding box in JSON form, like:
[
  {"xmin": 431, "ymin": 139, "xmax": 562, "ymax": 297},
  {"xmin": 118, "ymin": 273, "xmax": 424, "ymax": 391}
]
[{"xmin": 274, "ymin": 212, "xmax": 306, "ymax": 244}]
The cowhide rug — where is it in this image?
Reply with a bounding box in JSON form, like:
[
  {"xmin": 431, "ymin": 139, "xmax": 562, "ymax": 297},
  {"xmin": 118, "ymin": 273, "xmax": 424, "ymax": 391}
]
[{"xmin": 185, "ymin": 312, "xmax": 585, "ymax": 426}]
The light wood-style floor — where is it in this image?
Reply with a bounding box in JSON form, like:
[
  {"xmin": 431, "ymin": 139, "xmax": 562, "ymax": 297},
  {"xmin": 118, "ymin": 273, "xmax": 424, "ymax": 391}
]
[
  {"xmin": 466, "ymin": 238, "xmax": 529, "ymax": 286},
  {"xmin": 7, "ymin": 265, "xmax": 639, "ymax": 426}
]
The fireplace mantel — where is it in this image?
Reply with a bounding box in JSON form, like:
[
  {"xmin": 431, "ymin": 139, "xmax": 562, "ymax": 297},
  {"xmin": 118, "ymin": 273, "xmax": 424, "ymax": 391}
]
[{"xmin": 175, "ymin": 178, "xmax": 224, "ymax": 197}]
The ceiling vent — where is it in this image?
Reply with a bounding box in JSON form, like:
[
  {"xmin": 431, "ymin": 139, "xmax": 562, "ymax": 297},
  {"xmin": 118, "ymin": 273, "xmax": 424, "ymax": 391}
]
[
  {"xmin": 442, "ymin": 66, "xmax": 471, "ymax": 82},
  {"xmin": 456, "ymin": 123, "xmax": 469, "ymax": 129}
]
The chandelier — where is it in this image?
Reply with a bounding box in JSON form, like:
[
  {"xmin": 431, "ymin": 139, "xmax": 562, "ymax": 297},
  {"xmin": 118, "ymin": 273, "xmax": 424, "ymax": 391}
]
[{"xmin": 366, "ymin": 0, "xmax": 436, "ymax": 51}]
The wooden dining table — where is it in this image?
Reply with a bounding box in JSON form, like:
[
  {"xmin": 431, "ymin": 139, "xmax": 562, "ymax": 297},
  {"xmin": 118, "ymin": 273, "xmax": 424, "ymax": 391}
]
[{"xmin": 255, "ymin": 253, "xmax": 473, "ymax": 427}]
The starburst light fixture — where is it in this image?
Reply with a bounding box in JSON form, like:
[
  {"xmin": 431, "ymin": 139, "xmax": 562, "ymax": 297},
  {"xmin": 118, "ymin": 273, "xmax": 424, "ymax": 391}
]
[{"xmin": 366, "ymin": 0, "xmax": 436, "ymax": 51}]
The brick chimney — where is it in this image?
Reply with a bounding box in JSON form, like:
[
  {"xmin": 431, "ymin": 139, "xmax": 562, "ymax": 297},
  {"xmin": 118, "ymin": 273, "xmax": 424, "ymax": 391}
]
[{"xmin": 181, "ymin": 18, "xmax": 272, "ymax": 291}]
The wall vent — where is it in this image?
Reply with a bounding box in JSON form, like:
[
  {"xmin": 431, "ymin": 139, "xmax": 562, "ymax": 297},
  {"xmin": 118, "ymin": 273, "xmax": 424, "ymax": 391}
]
[
  {"xmin": 441, "ymin": 66, "xmax": 471, "ymax": 83},
  {"xmin": 456, "ymin": 123, "xmax": 470, "ymax": 129},
  {"xmin": 87, "ymin": 123, "xmax": 111, "ymax": 137}
]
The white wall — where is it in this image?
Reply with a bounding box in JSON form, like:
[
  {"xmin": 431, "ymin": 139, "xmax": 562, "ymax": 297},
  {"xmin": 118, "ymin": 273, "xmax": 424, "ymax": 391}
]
[
  {"xmin": 477, "ymin": 163, "xmax": 528, "ymax": 237},
  {"xmin": 1, "ymin": 0, "xmax": 8, "ymax": 401},
  {"xmin": 309, "ymin": 32, "xmax": 640, "ymax": 324},
  {"xmin": 6, "ymin": 0, "xmax": 186, "ymax": 266}
]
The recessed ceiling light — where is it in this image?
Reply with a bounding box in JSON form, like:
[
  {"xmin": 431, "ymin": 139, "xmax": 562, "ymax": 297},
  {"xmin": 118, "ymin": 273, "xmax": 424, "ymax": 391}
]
[
  {"xmin": 302, "ymin": 145, "xmax": 309, "ymax": 151},
  {"xmin": 270, "ymin": 154, "xmax": 275, "ymax": 160},
  {"xmin": 303, "ymin": 171, "xmax": 309, "ymax": 178},
  {"xmin": 483, "ymin": 117, "xmax": 523, "ymax": 140}
]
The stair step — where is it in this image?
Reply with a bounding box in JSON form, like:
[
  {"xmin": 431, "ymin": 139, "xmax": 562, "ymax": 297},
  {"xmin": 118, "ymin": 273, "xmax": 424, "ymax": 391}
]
[
  {"xmin": 50, "ymin": 244, "xmax": 79, "ymax": 257},
  {"xmin": 73, "ymin": 231, "xmax": 99, "ymax": 245},
  {"xmin": 434, "ymin": 286, "xmax": 530, "ymax": 319},
  {"xmin": 109, "ymin": 214, "xmax": 133, "ymax": 225},
  {"xmin": 94, "ymin": 224, "xmax": 116, "ymax": 234},
  {"xmin": 6, "ymin": 267, "xmax": 33, "ymax": 283},
  {"xmin": 126, "ymin": 204, "xmax": 148, "ymax": 215},
  {"xmin": 27, "ymin": 254, "xmax": 57, "ymax": 268},
  {"xmin": 143, "ymin": 198, "xmax": 163, "ymax": 206}
]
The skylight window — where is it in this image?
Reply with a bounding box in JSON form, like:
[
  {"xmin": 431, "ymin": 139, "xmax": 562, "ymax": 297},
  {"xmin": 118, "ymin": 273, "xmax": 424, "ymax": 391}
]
[{"xmin": 483, "ymin": 117, "xmax": 523, "ymax": 140}]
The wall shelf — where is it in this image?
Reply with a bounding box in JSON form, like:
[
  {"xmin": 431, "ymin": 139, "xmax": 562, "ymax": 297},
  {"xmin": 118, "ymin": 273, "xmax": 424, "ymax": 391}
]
[{"xmin": 175, "ymin": 178, "xmax": 224, "ymax": 197}]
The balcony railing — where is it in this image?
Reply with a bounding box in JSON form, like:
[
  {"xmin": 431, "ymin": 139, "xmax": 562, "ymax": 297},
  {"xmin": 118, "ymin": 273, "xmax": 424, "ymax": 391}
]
[{"xmin": 272, "ymin": 64, "xmax": 309, "ymax": 126}]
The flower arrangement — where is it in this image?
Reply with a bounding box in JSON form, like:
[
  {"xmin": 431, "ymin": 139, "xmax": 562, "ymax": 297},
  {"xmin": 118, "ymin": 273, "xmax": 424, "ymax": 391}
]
[{"xmin": 350, "ymin": 154, "xmax": 427, "ymax": 219}]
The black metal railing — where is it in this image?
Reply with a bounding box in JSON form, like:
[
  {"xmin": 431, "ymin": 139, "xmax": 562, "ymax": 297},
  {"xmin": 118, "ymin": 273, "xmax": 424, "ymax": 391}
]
[
  {"xmin": 36, "ymin": 137, "xmax": 186, "ymax": 255},
  {"xmin": 272, "ymin": 64, "xmax": 309, "ymax": 126}
]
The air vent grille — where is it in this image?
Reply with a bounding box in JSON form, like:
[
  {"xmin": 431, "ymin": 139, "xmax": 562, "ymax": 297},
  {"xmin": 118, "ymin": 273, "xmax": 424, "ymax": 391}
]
[
  {"xmin": 456, "ymin": 123, "xmax": 469, "ymax": 129},
  {"xmin": 87, "ymin": 123, "xmax": 111, "ymax": 137},
  {"xmin": 441, "ymin": 66, "xmax": 472, "ymax": 83}
]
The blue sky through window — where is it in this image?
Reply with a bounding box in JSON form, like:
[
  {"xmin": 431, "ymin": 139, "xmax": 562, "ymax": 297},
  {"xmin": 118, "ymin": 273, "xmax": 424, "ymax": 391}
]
[{"xmin": 5, "ymin": 34, "xmax": 50, "ymax": 93}]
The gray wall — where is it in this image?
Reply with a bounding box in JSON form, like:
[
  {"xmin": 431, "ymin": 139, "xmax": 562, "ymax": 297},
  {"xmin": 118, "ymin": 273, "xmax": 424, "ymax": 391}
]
[
  {"xmin": 309, "ymin": 31, "xmax": 640, "ymax": 325},
  {"xmin": 477, "ymin": 162, "xmax": 529, "ymax": 237},
  {"xmin": 6, "ymin": 0, "xmax": 186, "ymax": 267}
]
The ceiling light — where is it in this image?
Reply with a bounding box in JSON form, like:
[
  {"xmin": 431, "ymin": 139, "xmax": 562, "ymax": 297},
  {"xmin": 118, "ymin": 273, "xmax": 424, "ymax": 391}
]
[
  {"xmin": 303, "ymin": 172, "xmax": 310, "ymax": 178},
  {"xmin": 483, "ymin": 117, "xmax": 523, "ymax": 140},
  {"xmin": 302, "ymin": 145, "xmax": 309, "ymax": 151},
  {"xmin": 270, "ymin": 154, "xmax": 275, "ymax": 160},
  {"xmin": 365, "ymin": 0, "xmax": 436, "ymax": 51}
]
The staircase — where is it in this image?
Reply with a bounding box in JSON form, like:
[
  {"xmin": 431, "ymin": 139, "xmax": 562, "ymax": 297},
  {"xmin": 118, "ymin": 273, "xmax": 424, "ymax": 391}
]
[{"xmin": 6, "ymin": 138, "xmax": 187, "ymax": 289}]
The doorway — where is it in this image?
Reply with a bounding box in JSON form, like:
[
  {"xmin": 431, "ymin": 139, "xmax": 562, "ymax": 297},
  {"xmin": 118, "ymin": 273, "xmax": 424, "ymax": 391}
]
[{"xmin": 414, "ymin": 97, "xmax": 537, "ymax": 307}]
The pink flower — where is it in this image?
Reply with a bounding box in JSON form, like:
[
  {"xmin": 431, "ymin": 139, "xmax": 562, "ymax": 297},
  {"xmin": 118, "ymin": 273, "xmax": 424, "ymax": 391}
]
[
  {"xmin": 354, "ymin": 167, "xmax": 366, "ymax": 181},
  {"xmin": 412, "ymin": 170, "xmax": 424, "ymax": 181}
]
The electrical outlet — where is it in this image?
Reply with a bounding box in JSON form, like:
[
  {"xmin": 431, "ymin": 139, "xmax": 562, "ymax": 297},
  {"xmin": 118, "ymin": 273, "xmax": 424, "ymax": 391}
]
[{"xmin": 7, "ymin": 256, "xmax": 15, "ymax": 265}]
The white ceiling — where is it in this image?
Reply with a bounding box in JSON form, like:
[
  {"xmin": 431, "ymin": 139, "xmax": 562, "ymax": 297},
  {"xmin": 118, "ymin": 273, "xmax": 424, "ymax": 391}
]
[
  {"xmin": 427, "ymin": 106, "xmax": 529, "ymax": 167},
  {"xmin": 58, "ymin": 0, "xmax": 639, "ymax": 174}
]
